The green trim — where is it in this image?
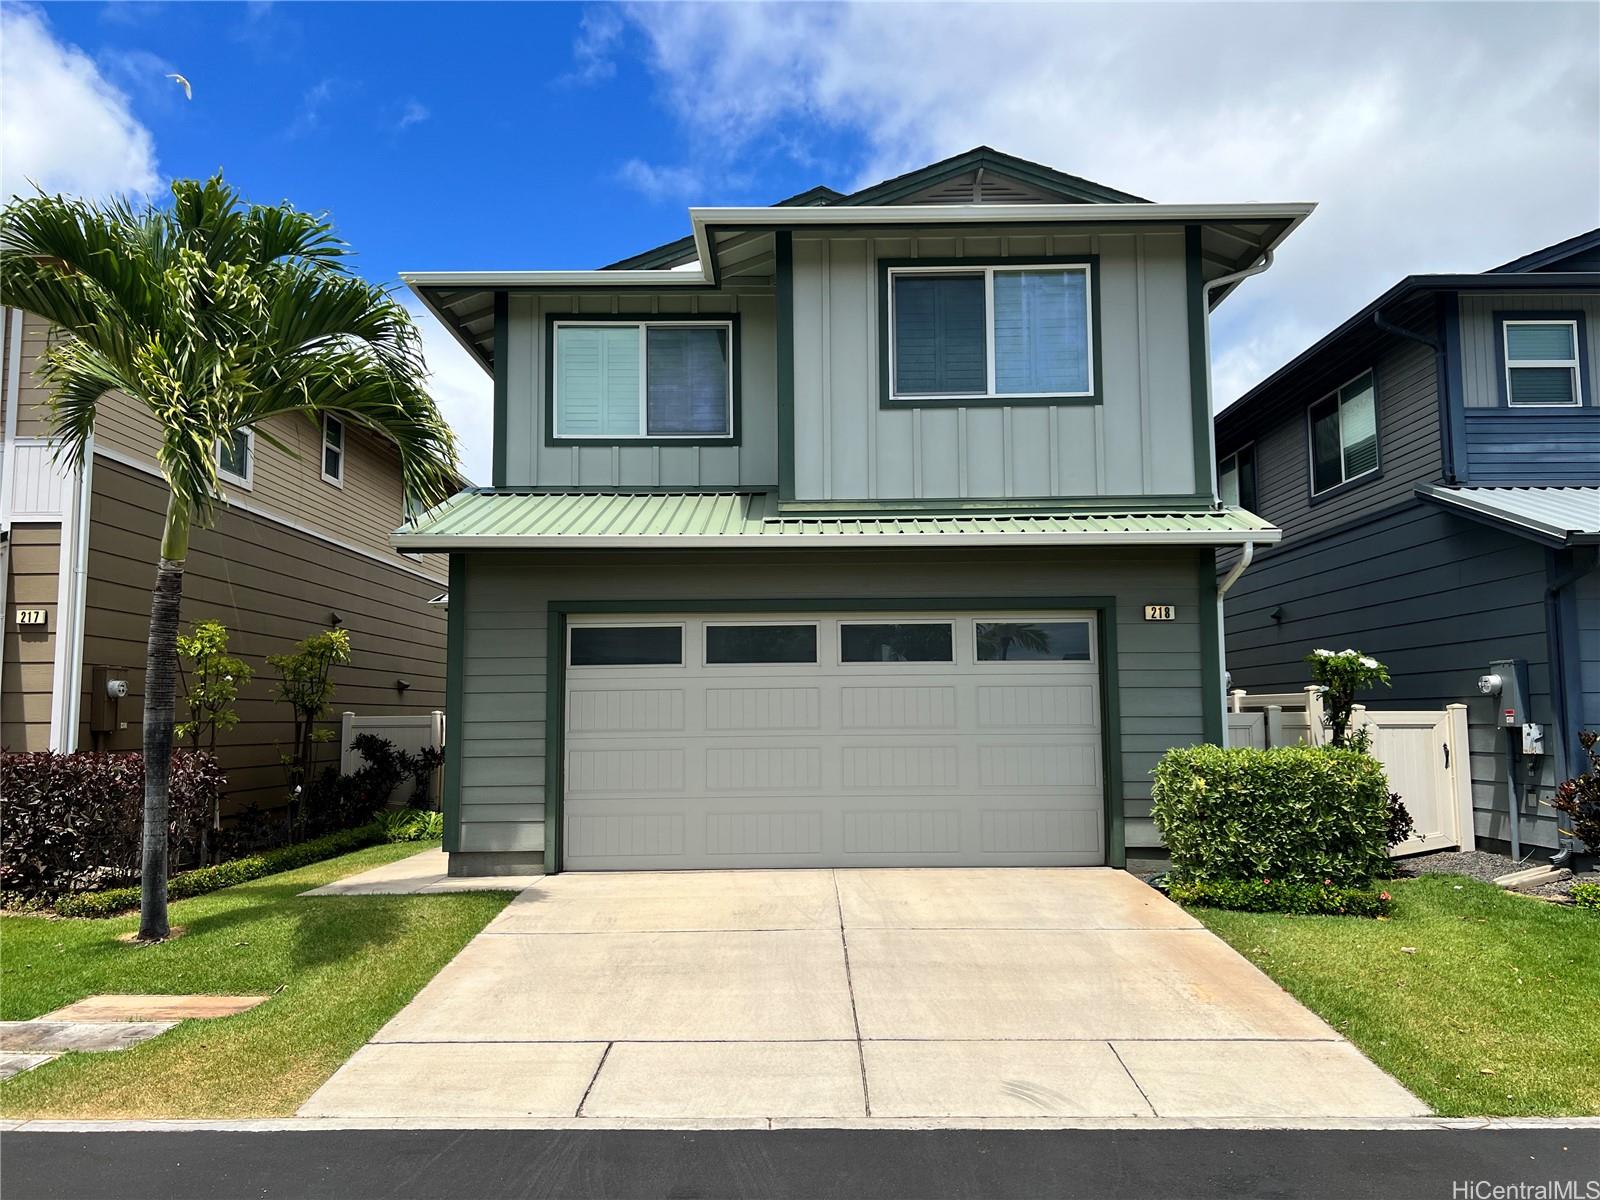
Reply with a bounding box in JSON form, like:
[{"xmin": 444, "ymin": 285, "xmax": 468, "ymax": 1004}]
[
  {"xmin": 541, "ymin": 312, "xmax": 743, "ymax": 448},
  {"xmin": 542, "ymin": 594, "xmax": 1126, "ymax": 874},
  {"xmin": 875, "ymin": 256, "xmax": 1103, "ymax": 410},
  {"xmin": 491, "ymin": 292, "xmax": 508, "ymax": 488},
  {"xmin": 840, "ymin": 147, "xmax": 1149, "ymax": 207},
  {"xmin": 442, "ymin": 554, "xmax": 467, "ymax": 854},
  {"xmin": 1197, "ymin": 550, "xmax": 1225, "ymax": 746},
  {"xmin": 775, "ymin": 493, "xmax": 1218, "ymax": 516},
  {"xmin": 775, "ymin": 230, "xmax": 796, "ymax": 499},
  {"xmin": 1185, "ymin": 226, "xmax": 1214, "ymax": 500}
]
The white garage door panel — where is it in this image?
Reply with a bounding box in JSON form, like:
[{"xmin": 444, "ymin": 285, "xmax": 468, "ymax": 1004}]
[{"xmin": 563, "ymin": 613, "xmax": 1104, "ymax": 869}]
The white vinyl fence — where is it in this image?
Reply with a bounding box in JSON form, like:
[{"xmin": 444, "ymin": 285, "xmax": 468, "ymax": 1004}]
[
  {"xmin": 1228, "ymin": 688, "xmax": 1473, "ymax": 856},
  {"xmin": 339, "ymin": 710, "xmax": 445, "ymax": 808}
]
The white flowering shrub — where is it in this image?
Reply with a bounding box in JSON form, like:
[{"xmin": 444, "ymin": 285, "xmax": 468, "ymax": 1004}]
[{"xmin": 1306, "ymin": 648, "xmax": 1391, "ymax": 748}]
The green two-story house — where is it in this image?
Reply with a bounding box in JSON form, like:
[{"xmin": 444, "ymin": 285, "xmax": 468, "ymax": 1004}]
[{"xmin": 399, "ymin": 147, "xmax": 1308, "ymax": 875}]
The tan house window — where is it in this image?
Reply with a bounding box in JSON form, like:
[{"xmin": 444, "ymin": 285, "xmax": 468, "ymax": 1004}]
[{"xmin": 322, "ymin": 415, "xmax": 345, "ymax": 486}]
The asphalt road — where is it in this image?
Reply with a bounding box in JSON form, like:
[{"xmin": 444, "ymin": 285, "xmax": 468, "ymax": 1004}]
[{"xmin": 3, "ymin": 1128, "xmax": 1597, "ymax": 1199}]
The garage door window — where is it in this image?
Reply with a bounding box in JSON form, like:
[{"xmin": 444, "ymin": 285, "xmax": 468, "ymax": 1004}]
[
  {"xmin": 840, "ymin": 622, "xmax": 954, "ymax": 663},
  {"xmin": 975, "ymin": 620, "xmax": 1093, "ymax": 662},
  {"xmin": 569, "ymin": 625, "xmax": 683, "ymax": 667},
  {"xmin": 705, "ymin": 623, "xmax": 818, "ymax": 665}
]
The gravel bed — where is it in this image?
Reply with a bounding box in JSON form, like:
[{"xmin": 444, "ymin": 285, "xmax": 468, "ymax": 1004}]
[{"xmin": 1394, "ymin": 849, "xmax": 1520, "ymax": 882}]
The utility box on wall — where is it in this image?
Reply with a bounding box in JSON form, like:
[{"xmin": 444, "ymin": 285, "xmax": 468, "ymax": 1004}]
[
  {"xmin": 1483, "ymin": 658, "xmax": 1532, "ymax": 728},
  {"xmin": 89, "ymin": 665, "xmax": 130, "ymax": 736}
]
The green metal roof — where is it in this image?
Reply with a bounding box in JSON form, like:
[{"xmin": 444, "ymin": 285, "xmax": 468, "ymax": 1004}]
[{"xmin": 394, "ymin": 491, "xmax": 1280, "ymax": 551}]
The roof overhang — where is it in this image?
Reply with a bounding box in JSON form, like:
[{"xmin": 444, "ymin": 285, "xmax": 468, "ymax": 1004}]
[
  {"xmin": 406, "ymin": 202, "xmax": 1314, "ymax": 373},
  {"xmin": 393, "ymin": 489, "xmax": 1282, "ymax": 552},
  {"xmin": 1416, "ymin": 485, "xmax": 1600, "ymax": 548}
]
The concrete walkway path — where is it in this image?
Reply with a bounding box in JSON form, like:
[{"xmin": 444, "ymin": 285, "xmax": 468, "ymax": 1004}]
[
  {"xmin": 300, "ymin": 848, "xmax": 541, "ymax": 896},
  {"xmin": 300, "ymin": 868, "xmax": 1427, "ymax": 1124}
]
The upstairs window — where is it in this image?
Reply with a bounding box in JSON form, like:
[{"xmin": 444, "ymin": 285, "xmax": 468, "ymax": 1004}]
[
  {"xmin": 552, "ymin": 320, "xmax": 733, "ymax": 440},
  {"xmin": 1502, "ymin": 319, "xmax": 1582, "ymax": 407},
  {"xmin": 887, "ymin": 263, "xmax": 1093, "ymax": 402},
  {"xmin": 1308, "ymin": 372, "xmax": 1378, "ymax": 496},
  {"xmin": 1218, "ymin": 444, "xmax": 1258, "ymax": 511},
  {"xmin": 322, "ymin": 415, "xmax": 345, "ymax": 485},
  {"xmin": 217, "ymin": 428, "xmax": 253, "ymax": 489}
]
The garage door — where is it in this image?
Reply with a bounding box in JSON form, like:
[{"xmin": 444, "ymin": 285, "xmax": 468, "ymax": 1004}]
[{"xmin": 561, "ymin": 612, "xmax": 1104, "ymax": 870}]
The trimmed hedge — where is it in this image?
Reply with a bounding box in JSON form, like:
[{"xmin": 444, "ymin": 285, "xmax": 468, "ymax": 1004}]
[
  {"xmin": 1572, "ymin": 881, "xmax": 1600, "ymax": 912},
  {"xmin": 1152, "ymin": 743, "xmax": 1392, "ymax": 888},
  {"xmin": 53, "ymin": 822, "xmax": 386, "ymax": 919},
  {"xmin": 1167, "ymin": 878, "xmax": 1393, "ymax": 917}
]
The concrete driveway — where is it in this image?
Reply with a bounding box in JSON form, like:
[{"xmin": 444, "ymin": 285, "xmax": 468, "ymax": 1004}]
[{"xmin": 301, "ymin": 868, "xmax": 1426, "ymax": 1123}]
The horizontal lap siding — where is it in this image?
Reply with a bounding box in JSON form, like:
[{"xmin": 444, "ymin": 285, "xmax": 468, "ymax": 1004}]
[
  {"xmin": 1224, "ymin": 501, "xmax": 1562, "ymax": 848},
  {"xmin": 455, "ymin": 548, "xmax": 1213, "ymax": 862},
  {"xmin": 1463, "ymin": 411, "xmax": 1600, "ymax": 483},
  {"xmin": 1, "ymin": 525, "xmax": 62, "ymax": 750},
  {"xmin": 80, "ymin": 459, "xmax": 448, "ymax": 814}
]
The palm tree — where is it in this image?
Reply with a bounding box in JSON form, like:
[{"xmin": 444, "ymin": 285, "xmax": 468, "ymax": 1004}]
[{"xmin": 0, "ymin": 177, "xmax": 459, "ymax": 940}]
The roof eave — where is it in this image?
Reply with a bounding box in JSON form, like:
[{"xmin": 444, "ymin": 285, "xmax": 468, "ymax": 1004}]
[
  {"xmin": 391, "ymin": 528, "xmax": 1283, "ymax": 552},
  {"xmin": 1415, "ymin": 485, "xmax": 1597, "ymax": 548}
]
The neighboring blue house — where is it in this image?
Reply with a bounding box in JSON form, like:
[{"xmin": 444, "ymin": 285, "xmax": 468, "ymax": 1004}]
[{"xmin": 1215, "ymin": 229, "xmax": 1600, "ymax": 858}]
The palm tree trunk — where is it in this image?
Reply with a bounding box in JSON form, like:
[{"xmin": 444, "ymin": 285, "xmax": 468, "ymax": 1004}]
[{"xmin": 138, "ymin": 493, "xmax": 191, "ymax": 942}]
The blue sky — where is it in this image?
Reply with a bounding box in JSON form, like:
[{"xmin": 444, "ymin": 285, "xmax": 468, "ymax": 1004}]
[{"xmin": 5, "ymin": 2, "xmax": 1597, "ymax": 482}]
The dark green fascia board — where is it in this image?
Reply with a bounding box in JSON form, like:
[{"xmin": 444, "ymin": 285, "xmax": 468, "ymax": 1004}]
[
  {"xmin": 776, "ymin": 230, "xmax": 797, "ymax": 500},
  {"xmin": 775, "ymin": 493, "xmax": 1218, "ymax": 516},
  {"xmin": 1185, "ymin": 226, "xmax": 1215, "ymax": 502},
  {"xmin": 541, "ymin": 311, "xmax": 743, "ymax": 449},
  {"xmin": 542, "ymin": 593, "xmax": 1128, "ymax": 873},
  {"xmin": 601, "ymin": 186, "xmax": 847, "ymax": 271},
  {"xmin": 840, "ymin": 147, "xmax": 1149, "ymax": 207},
  {"xmin": 442, "ymin": 553, "xmax": 467, "ymax": 854},
  {"xmin": 491, "ymin": 292, "xmax": 509, "ymax": 488},
  {"xmin": 1196, "ymin": 550, "xmax": 1225, "ymax": 747},
  {"xmin": 876, "ymin": 255, "xmax": 1103, "ymax": 411}
]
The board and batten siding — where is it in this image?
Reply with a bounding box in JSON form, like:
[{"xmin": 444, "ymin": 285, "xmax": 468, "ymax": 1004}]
[
  {"xmin": 1224, "ymin": 501, "xmax": 1563, "ymax": 849},
  {"xmin": 452, "ymin": 547, "xmax": 1213, "ymax": 864},
  {"xmin": 502, "ymin": 291, "xmax": 779, "ymax": 489},
  {"xmin": 790, "ymin": 228, "xmax": 1196, "ymax": 502},
  {"xmin": 1237, "ymin": 338, "xmax": 1442, "ymax": 547},
  {"xmin": 1458, "ymin": 291, "xmax": 1600, "ymax": 408},
  {"xmin": 78, "ymin": 458, "xmax": 448, "ymax": 813},
  {"xmin": 1578, "ymin": 567, "xmax": 1600, "ymax": 735}
]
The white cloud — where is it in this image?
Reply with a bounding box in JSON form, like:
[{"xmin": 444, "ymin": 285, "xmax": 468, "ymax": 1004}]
[
  {"xmin": 0, "ymin": 4, "xmax": 160, "ymax": 201},
  {"xmin": 408, "ymin": 301, "xmax": 493, "ymax": 486},
  {"xmin": 621, "ymin": 1, "xmax": 1600, "ymax": 407},
  {"xmin": 394, "ymin": 99, "xmax": 430, "ymax": 131},
  {"xmin": 566, "ymin": 6, "xmax": 625, "ymax": 84},
  {"xmin": 616, "ymin": 157, "xmax": 704, "ymax": 202}
]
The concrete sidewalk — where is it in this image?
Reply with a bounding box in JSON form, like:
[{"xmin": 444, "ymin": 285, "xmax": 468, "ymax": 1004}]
[
  {"xmin": 300, "ymin": 868, "xmax": 1427, "ymax": 1123},
  {"xmin": 299, "ymin": 848, "xmax": 540, "ymax": 896}
]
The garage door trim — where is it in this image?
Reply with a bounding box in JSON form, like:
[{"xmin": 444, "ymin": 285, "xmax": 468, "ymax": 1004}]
[{"xmin": 543, "ymin": 595, "xmax": 1125, "ymax": 873}]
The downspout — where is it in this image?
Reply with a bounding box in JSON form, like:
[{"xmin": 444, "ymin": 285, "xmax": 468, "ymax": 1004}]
[
  {"xmin": 63, "ymin": 437, "xmax": 93, "ymax": 749},
  {"xmin": 1374, "ymin": 306, "xmax": 1454, "ymax": 479},
  {"xmin": 1545, "ymin": 546, "xmax": 1597, "ymax": 866},
  {"xmin": 1202, "ymin": 253, "xmax": 1273, "ymax": 738},
  {"xmin": 0, "ymin": 309, "xmax": 21, "ymax": 727}
]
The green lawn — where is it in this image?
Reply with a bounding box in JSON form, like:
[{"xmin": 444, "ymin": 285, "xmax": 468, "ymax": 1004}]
[
  {"xmin": 1194, "ymin": 874, "xmax": 1598, "ymax": 1117},
  {"xmin": 0, "ymin": 841, "xmax": 513, "ymax": 1118}
]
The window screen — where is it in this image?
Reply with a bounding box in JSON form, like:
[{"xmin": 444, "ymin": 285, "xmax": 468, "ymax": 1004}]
[
  {"xmin": 555, "ymin": 323, "xmax": 732, "ymax": 438},
  {"xmin": 646, "ymin": 326, "xmax": 730, "ymax": 435},
  {"xmin": 569, "ymin": 626, "xmax": 683, "ymax": 666},
  {"xmin": 840, "ymin": 623, "xmax": 954, "ymax": 663},
  {"xmin": 993, "ymin": 269, "xmax": 1089, "ymax": 394}
]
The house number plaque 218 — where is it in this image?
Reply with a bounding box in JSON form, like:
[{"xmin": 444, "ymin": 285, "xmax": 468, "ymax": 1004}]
[{"xmin": 1143, "ymin": 605, "xmax": 1176, "ymax": 621}]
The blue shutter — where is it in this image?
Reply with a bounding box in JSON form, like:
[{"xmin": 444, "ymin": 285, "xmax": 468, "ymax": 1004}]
[
  {"xmin": 556, "ymin": 326, "xmax": 641, "ymax": 436},
  {"xmin": 646, "ymin": 326, "xmax": 729, "ymax": 435},
  {"xmin": 993, "ymin": 269, "xmax": 1089, "ymax": 394},
  {"xmin": 893, "ymin": 274, "xmax": 986, "ymax": 395}
]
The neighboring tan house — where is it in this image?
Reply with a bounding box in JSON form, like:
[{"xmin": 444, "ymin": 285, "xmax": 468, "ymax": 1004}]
[
  {"xmin": 399, "ymin": 146, "xmax": 1307, "ymax": 876},
  {"xmin": 0, "ymin": 306, "xmax": 450, "ymax": 814},
  {"xmin": 1214, "ymin": 229, "xmax": 1600, "ymax": 857}
]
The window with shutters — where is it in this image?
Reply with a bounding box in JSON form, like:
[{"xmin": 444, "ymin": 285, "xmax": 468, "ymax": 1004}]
[
  {"xmin": 551, "ymin": 318, "xmax": 735, "ymax": 441},
  {"xmin": 883, "ymin": 261, "xmax": 1095, "ymax": 404},
  {"xmin": 1499, "ymin": 317, "xmax": 1584, "ymax": 407}
]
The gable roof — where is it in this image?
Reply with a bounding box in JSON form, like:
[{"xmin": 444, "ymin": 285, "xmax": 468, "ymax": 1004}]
[
  {"xmin": 601, "ymin": 147, "xmax": 1148, "ymax": 271},
  {"xmin": 1490, "ymin": 227, "xmax": 1600, "ymax": 274}
]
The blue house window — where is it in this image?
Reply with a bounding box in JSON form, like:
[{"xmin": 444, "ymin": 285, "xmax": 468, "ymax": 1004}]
[
  {"xmin": 1502, "ymin": 319, "xmax": 1582, "ymax": 407},
  {"xmin": 552, "ymin": 320, "xmax": 733, "ymax": 440},
  {"xmin": 886, "ymin": 263, "xmax": 1094, "ymax": 402},
  {"xmin": 1308, "ymin": 372, "xmax": 1378, "ymax": 496}
]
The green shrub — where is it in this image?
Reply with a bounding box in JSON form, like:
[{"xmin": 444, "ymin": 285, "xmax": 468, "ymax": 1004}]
[
  {"xmin": 1167, "ymin": 877, "xmax": 1392, "ymax": 917},
  {"xmin": 1151, "ymin": 743, "xmax": 1392, "ymax": 887},
  {"xmin": 380, "ymin": 808, "xmax": 445, "ymax": 843},
  {"xmin": 1571, "ymin": 882, "xmax": 1600, "ymax": 912},
  {"xmin": 53, "ymin": 822, "xmax": 385, "ymax": 918}
]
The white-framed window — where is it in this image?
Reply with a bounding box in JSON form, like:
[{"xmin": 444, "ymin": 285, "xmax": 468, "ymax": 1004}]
[
  {"xmin": 552, "ymin": 320, "xmax": 733, "ymax": 440},
  {"xmin": 1502, "ymin": 319, "xmax": 1583, "ymax": 407},
  {"xmin": 974, "ymin": 619, "xmax": 1094, "ymax": 664},
  {"xmin": 1307, "ymin": 371, "xmax": 1378, "ymax": 496},
  {"xmin": 567, "ymin": 623, "xmax": 686, "ymax": 667},
  {"xmin": 839, "ymin": 621, "xmax": 955, "ymax": 664},
  {"xmin": 887, "ymin": 263, "xmax": 1094, "ymax": 401},
  {"xmin": 321, "ymin": 414, "xmax": 345, "ymax": 485},
  {"xmin": 217, "ymin": 428, "xmax": 254, "ymax": 489},
  {"xmin": 1218, "ymin": 443, "xmax": 1258, "ymax": 511},
  {"xmin": 703, "ymin": 622, "xmax": 819, "ymax": 666}
]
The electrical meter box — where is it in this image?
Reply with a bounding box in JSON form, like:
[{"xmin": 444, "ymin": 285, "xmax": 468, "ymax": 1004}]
[{"xmin": 1488, "ymin": 658, "xmax": 1531, "ymax": 727}]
